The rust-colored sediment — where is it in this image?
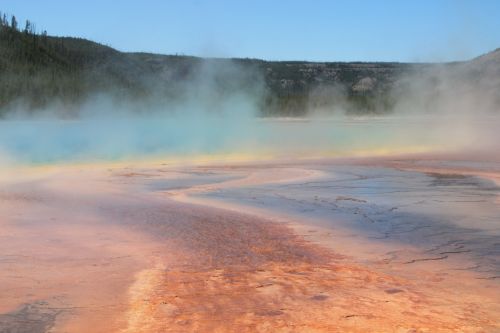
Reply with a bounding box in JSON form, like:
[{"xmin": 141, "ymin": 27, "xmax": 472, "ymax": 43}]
[{"xmin": 0, "ymin": 162, "xmax": 499, "ymax": 332}]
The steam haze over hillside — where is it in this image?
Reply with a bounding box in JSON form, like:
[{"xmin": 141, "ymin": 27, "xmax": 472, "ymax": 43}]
[
  {"xmin": 0, "ymin": 15, "xmax": 499, "ymax": 164},
  {"xmin": 0, "ymin": 1, "xmax": 499, "ymax": 164}
]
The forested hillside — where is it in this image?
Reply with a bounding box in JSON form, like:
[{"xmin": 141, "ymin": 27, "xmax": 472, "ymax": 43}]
[{"xmin": 0, "ymin": 12, "xmax": 498, "ymax": 117}]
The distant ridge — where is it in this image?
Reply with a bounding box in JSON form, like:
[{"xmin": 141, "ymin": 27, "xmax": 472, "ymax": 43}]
[{"xmin": 0, "ymin": 11, "xmax": 498, "ymax": 116}]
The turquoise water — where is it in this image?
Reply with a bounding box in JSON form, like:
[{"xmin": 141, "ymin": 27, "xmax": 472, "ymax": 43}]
[{"xmin": 0, "ymin": 116, "xmax": 496, "ymax": 164}]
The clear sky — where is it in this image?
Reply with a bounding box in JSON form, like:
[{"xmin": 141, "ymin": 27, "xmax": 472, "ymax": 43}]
[{"xmin": 2, "ymin": 0, "xmax": 500, "ymax": 62}]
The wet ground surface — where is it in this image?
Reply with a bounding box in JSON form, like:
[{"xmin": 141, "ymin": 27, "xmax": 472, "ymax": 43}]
[
  {"xmin": 0, "ymin": 158, "xmax": 499, "ymax": 332},
  {"xmin": 199, "ymin": 164, "xmax": 500, "ymax": 280},
  {"xmin": 0, "ymin": 302, "xmax": 59, "ymax": 333}
]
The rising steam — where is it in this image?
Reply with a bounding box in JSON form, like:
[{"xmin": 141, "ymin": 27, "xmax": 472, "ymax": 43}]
[{"xmin": 0, "ymin": 55, "xmax": 499, "ymax": 166}]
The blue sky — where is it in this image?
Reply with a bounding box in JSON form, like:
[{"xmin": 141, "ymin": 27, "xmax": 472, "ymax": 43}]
[{"xmin": 2, "ymin": 0, "xmax": 499, "ymax": 62}]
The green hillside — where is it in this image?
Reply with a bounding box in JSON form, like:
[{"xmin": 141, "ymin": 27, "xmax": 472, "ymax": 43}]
[{"xmin": 0, "ymin": 12, "xmax": 498, "ymax": 117}]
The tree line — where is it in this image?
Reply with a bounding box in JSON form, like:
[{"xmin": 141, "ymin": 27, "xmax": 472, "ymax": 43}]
[{"xmin": 0, "ymin": 10, "xmax": 403, "ymax": 117}]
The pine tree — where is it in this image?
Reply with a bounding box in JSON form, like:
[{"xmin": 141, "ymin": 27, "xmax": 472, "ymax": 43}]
[
  {"xmin": 24, "ymin": 20, "xmax": 31, "ymax": 34},
  {"xmin": 11, "ymin": 15, "xmax": 17, "ymax": 30}
]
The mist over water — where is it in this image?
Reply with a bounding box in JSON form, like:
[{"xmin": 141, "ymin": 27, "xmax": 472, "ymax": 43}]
[
  {"xmin": 1, "ymin": 110, "xmax": 499, "ymax": 165},
  {"xmin": 0, "ymin": 55, "xmax": 499, "ymax": 166}
]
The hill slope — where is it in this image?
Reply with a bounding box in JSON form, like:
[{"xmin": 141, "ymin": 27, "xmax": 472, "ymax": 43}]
[{"xmin": 0, "ymin": 16, "xmax": 498, "ymax": 116}]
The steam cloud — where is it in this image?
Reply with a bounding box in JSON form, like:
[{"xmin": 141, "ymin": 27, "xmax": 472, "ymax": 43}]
[{"xmin": 0, "ymin": 56, "xmax": 499, "ymax": 166}]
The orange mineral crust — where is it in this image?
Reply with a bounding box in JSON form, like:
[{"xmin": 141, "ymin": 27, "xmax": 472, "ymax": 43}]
[{"xmin": 0, "ymin": 158, "xmax": 499, "ymax": 332}]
